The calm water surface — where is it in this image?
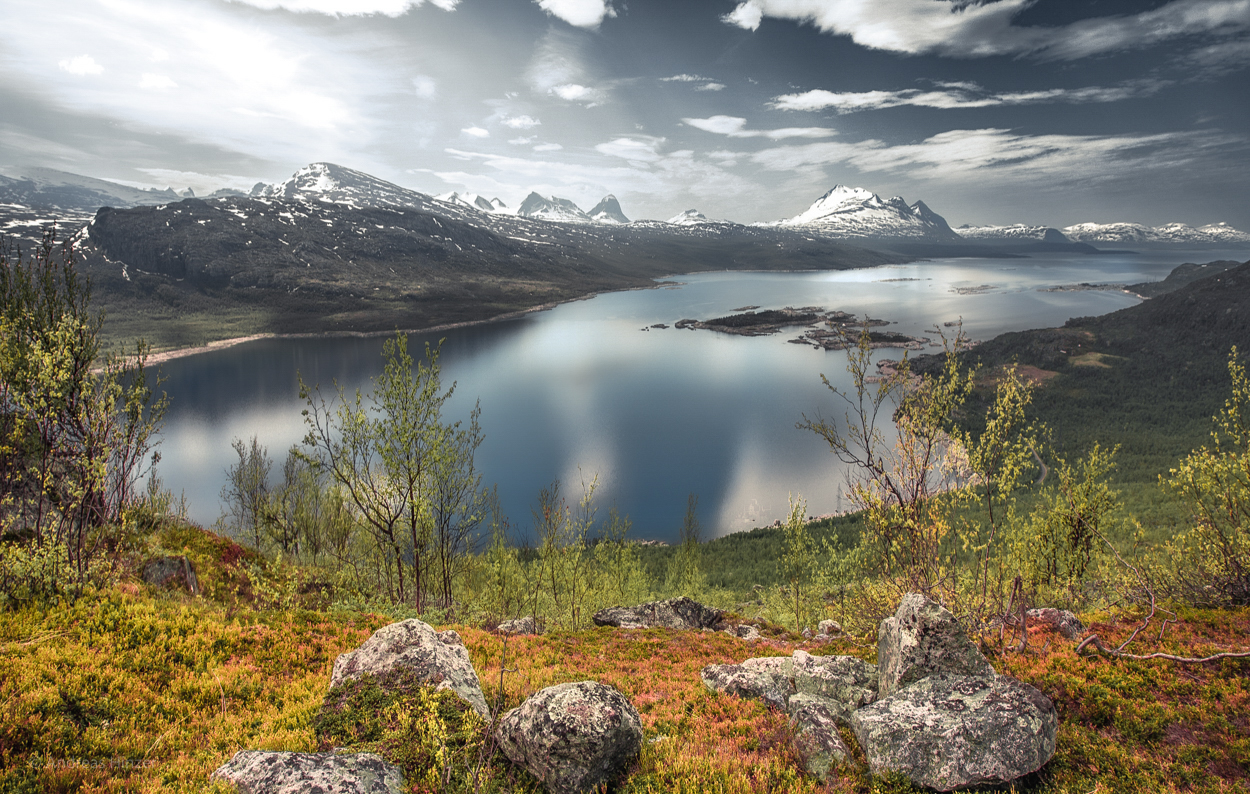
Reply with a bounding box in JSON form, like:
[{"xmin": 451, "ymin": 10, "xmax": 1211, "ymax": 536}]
[{"xmin": 153, "ymin": 249, "xmax": 1250, "ymax": 541}]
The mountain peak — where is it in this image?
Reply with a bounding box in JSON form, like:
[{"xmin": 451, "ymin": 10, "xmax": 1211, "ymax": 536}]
[
  {"xmin": 774, "ymin": 185, "xmax": 960, "ymax": 241},
  {"xmin": 588, "ymin": 194, "xmax": 630, "ymax": 224},
  {"xmin": 517, "ymin": 192, "xmax": 592, "ymax": 223}
]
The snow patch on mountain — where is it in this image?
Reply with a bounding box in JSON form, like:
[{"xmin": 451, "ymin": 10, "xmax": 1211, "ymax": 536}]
[
  {"xmin": 957, "ymin": 224, "xmax": 1071, "ymax": 243},
  {"xmin": 436, "ymin": 191, "xmax": 510, "ymax": 213},
  {"xmin": 666, "ymin": 209, "xmax": 717, "ymax": 225},
  {"xmin": 768, "ymin": 185, "xmax": 961, "ymax": 241},
  {"xmin": 517, "ymin": 192, "xmax": 592, "ymax": 223}
]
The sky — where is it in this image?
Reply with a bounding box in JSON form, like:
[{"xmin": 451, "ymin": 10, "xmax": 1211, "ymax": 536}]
[{"xmin": 2, "ymin": 0, "xmax": 1249, "ymax": 228}]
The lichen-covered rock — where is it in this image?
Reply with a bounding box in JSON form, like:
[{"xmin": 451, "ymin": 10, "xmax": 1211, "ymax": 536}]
[
  {"xmin": 494, "ymin": 681, "xmax": 643, "ymax": 794},
  {"xmin": 787, "ymin": 694, "xmax": 851, "ymax": 781},
  {"xmin": 1026, "ymin": 608, "xmax": 1086, "ymax": 640},
  {"xmin": 700, "ymin": 656, "xmax": 794, "ymax": 710},
  {"xmin": 498, "ymin": 616, "xmax": 540, "ymax": 635},
  {"xmin": 330, "ymin": 619, "xmax": 489, "ymax": 718},
  {"xmin": 592, "ymin": 597, "xmax": 724, "ymax": 630},
  {"xmin": 142, "ymin": 555, "xmax": 199, "ymax": 595},
  {"xmin": 790, "ymin": 650, "xmax": 877, "ymax": 722},
  {"xmin": 877, "ymin": 594, "xmax": 993, "ymax": 698},
  {"xmin": 210, "ymin": 750, "xmax": 403, "ymax": 794},
  {"xmin": 817, "ymin": 619, "xmax": 841, "ymax": 636},
  {"xmin": 850, "ymin": 674, "xmax": 1058, "ymax": 791}
]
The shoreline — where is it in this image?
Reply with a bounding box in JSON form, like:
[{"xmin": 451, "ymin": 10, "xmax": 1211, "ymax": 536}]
[{"xmin": 134, "ymin": 281, "xmax": 681, "ymax": 366}]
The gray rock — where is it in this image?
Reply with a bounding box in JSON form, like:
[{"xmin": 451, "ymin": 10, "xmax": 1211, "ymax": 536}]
[
  {"xmin": 877, "ymin": 593, "xmax": 993, "ymax": 699},
  {"xmin": 498, "ymin": 616, "xmax": 540, "ymax": 635},
  {"xmin": 790, "ymin": 650, "xmax": 877, "ymax": 722},
  {"xmin": 700, "ymin": 656, "xmax": 794, "ymax": 710},
  {"xmin": 850, "ymin": 673, "xmax": 1057, "ymax": 791},
  {"xmin": 592, "ymin": 597, "xmax": 724, "ymax": 630},
  {"xmin": 494, "ymin": 680, "xmax": 643, "ymax": 794},
  {"xmin": 1026, "ymin": 608, "xmax": 1086, "ymax": 640},
  {"xmin": 330, "ymin": 618, "xmax": 489, "ymax": 718},
  {"xmin": 210, "ymin": 750, "xmax": 403, "ymax": 794},
  {"xmin": 723, "ymin": 624, "xmax": 761, "ymax": 642},
  {"xmin": 142, "ymin": 555, "xmax": 199, "ymax": 595},
  {"xmin": 817, "ymin": 619, "xmax": 841, "ymax": 636},
  {"xmin": 787, "ymin": 694, "xmax": 850, "ymax": 781}
]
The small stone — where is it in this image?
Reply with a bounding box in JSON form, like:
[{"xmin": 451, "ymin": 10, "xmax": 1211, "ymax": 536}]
[
  {"xmin": 498, "ymin": 616, "xmax": 540, "ymax": 635},
  {"xmin": 210, "ymin": 750, "xmax": 403, "ymax": 794},
  {"xmin": 1025, "ymin": 608, "xmax": 1085, "ymax": 640},
  {"xmin": 817, "ymin": 619, "xmax": 841, "ymax": 635},
  {"xmin": 494, "ymin": 681, "xmax": 643, "ymax": 794}
]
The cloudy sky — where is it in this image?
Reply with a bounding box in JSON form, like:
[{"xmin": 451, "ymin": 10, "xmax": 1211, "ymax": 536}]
[{"xmin": 3, "ymin": 0, "xmax": 1249, "ymax": 228}]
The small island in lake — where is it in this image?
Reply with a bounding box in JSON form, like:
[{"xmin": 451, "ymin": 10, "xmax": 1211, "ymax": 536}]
[{"xmin": 674, "ymin": 306, "xmax": 931, "ymax": 350}]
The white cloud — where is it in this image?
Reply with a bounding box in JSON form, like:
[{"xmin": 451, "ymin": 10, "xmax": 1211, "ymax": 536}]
[
  {"xmin": 749, "ymin": 127, "xmax": 1242, "ymax": 188},
  {"xmin": 412, "ymin": 75, "xmax": 437, "ymax": 99},
  {"xmin": 509, "ymin": 135, "xmax": 538, "ymax": 145},
  {"xmin": 550, "ymin": 83, "xmax": 606, "ymax": 105},
  {"xmin": 721, "ymin": 0, "xmax": 1250, "ymax": 60},
  {"xmin": 533, "ymin": 142, "xmax": 564, "ymax": 151},
  {"xmin": 226, "ymin": 0, "xmax": 459, "ymax": 15},
  {"xmin": 150, "ymin": 48, "xmax": 169, "ymax": 62},
  {"xmin": 58, "ymin": 55, "xmax": 103, "ymax": 75},
  {"xmin": 139, "ymin": 73, "xmax": 178, "ymax": 90},
  {"xmin": 772, "ymin": 81, "xmax": 1166, "ymax": 113},
  {"xmin": 683, "ymin": 115, "xmax": 836, "ymax": 139},
  {"xmin": 462, "ymin": 126, "xmax": 490, "ymax": 138},
  {"xmin": 526, "ymin": 29, "xmax": 608, "ymax": 105},
  {"xmin": 503, "ymin": 115, "xmax": 542, "ymax": 129},
  {"xmin": 535, "ymin": 0, "xmax": 616, "ymax": 28},
  {"xmin": 661, "ymin": 73, "xmax": 708, "ymax": 82},
  {"xmin": 697, "ymin": 82, "xmax": 726, "ymax": 91},
  {"xmin": 595, "ymin": 136, "xmax": 664, "ymax": 162}
]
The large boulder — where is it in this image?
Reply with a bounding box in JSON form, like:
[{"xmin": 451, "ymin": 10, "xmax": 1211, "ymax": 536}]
[
  {"xmin": 494, "ymin": 680, "xmax": 643, "ymax": 794},
  {"xmin": 330, "ymin": 619, "xmax": 489, "ymax": 718},
  {"xmin": 592, "ymin": 597, "xmax": 723, "ymax": 630},
  {"xmin": 788, "ymin": 694, "xmax": 851, "ymax": 782},
  {"xmin": 700, "ymin": 656, "xmax": 794, "ymax": 710},
  {"xmin": 791, "ymin": 650, "xmax": 878, "ymax": 722},
  {"xmin": 850, "ymin": 674, "xmax": 1058, "ymax": 791},
  {"xmin": 210, "ymin": 750, "xmax": 403, "ymax": 794},
  {"xmin": 498, "ymin": 616, "xmax": 541, "ymax": 635},
  {"xmin": 877, "ymin": 593, "xmax": 993, "ymax": 699}
]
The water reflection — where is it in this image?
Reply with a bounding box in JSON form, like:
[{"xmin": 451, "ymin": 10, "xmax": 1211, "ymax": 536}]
[{"xmin": 153, "ymin": 250, "xmax": 1249, "ymax": 542}]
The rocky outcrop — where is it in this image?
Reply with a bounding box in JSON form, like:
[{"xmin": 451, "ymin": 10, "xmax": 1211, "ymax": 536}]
[
  {"xmin": 1026, "ymin": 607, "xmax": 1086, "ymax": 640},
  {"xmin": 592, "ymin": 597, "xmax": 723, "ymax": 631},
  {"xmin": 701, "ymin": 595, "xmax": 1058, "ymax": 788},
  {"xmin": 498, "ymin": 616, "xmax": 541, "ymax": 635},
  {"xmin": 330, "ymin": 619, "xmax": 489, "ymax": 718},
  {"xmin": 142, "ymin": 555, "xmax": 199, "ymax": 595},
  {"xmin": 876, "ymin": 592, "xmax": 994, "ymax": 699},
  {"xmin": 210, "ymin": 750, "xmax": 403, "ymax": 794},
  {"xmin": 494, "ymin": 681, "xmax": 643, "ymax": 794},
  {"xmin": 850, "ymin": 674, "xmax": 1057, "ymax": 791}
]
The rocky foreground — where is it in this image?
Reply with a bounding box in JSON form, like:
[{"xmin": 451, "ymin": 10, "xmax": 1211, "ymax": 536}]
[{"xmin": 210, "ymin": 595, "xmax": 1059, "ymax": 793}]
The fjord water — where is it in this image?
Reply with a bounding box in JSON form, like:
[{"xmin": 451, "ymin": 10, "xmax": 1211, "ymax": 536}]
[{"xmin": 154, "ymin": 250, "xmax": 1249, "ymax": 542}]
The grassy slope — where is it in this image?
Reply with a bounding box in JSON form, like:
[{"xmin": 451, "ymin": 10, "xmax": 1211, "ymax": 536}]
[{"xmin": 3, "ymin": 559, "xmax": 1248, "ymax": 793}]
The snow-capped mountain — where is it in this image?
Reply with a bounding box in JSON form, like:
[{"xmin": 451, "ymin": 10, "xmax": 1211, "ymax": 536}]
[
  {"xmin": 666, "ymin": 209, "xmax": 717, "ymax": 226},
  {"xmin": 957, "ymin": 225, "xmax": 1072, "ymax": 243},
  {"xmin": 0, "ymin": 167, "xmax": 239, "ymax": 212},
  {"xmin": 435, "ymin": 191, "xmax": 509, "ymax": 213},
  {"xmin": 516, "ymin": 192, "xmax": 594, "ymax": 223},
  {"xmin": 769, "ymin": 185, "xmax": 961, "ymax": 242},
  {"xmin": 588, "ymin": 195, "xmax": 630, "ymax": 224},
  {"xmin": 1062, "ymin": 221, "xmax": 1250, "ymax": 247},
  {"xmin": 254, "ymin": 162, "xmax": 444, "ymax": 211}
]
